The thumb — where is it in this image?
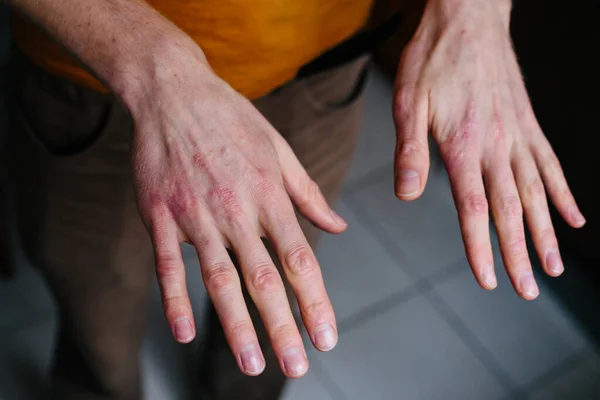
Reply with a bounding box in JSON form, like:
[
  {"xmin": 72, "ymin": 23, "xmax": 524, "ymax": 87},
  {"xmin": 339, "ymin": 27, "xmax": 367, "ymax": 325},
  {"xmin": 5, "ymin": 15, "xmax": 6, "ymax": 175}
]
[
  {"xmin": 392, "ymin": 86, "xmax": 430, "ymax": 201},
  {"xmin": 270, "ymin": 133, "xmax": 347, "ymax": 234}
]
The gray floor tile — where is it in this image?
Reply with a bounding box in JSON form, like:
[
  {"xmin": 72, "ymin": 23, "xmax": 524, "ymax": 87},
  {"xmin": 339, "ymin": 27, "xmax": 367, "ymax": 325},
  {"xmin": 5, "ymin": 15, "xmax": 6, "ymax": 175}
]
[
  {"xmin": 313, "ymin": 294, "xmax": 508, "ymax": 400},
  {"xmin": 0, "ymin": 319, "xmax": 56, "ymax": 400},
  {"xmin": 346, "ymin": 69, "xmax": 396, "ymax": 184},
  {"xmin": 528, "ymin": 355, "xmax": 600, "ymax": 400},
  {"xmin": 433, "ymin": 252, "xmax": 590, "ymax": 388},
  {"xmin": 282, "ymin": 370, "xmax": 334, "ymax": 400},
  {"xmin": 350, "ymin": 168, "xmax": 465, "ymax": 279},
  {"xmin": 316, "ymin": 200, "xmax": 414, "ymax": 323}
]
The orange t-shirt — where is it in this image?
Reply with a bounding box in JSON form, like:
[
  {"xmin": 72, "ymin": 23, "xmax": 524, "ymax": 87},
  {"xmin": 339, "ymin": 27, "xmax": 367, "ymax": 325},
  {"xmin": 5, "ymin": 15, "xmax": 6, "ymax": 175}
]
[{"xmin": 13, "ymin": 0, "xmax": 375, "ymax": 99}]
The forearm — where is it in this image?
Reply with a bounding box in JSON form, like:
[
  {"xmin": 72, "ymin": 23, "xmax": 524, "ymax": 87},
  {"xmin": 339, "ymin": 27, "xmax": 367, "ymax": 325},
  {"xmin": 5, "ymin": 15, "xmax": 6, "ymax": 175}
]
[{"xmin": 3, "ymin": 0, "xmax": 208, "ymax": 109}]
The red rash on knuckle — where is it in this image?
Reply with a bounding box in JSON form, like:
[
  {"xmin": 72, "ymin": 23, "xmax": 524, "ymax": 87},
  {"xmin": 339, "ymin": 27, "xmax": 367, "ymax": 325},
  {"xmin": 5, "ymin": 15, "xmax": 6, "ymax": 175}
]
[
  {"xmin": 499, "ymin": 195, "xmax": 522, "ymax": 218},
  {"xmin": 202, "ymin": 264, "xmax": 238, "ymax": 293},
  {"xmin": 285, "ymin": 246, "xmax": 316, "ymax": 277},
  {"xmin": 148, "ymin": 187, "xmax": 197, "ymax": 220},
  {"xmin": 525, "ymin": 180, "xmax": 545, "ymax": 200},
  {"xmin": 461, "ymin": 192, "xmax": 488, "ymax": 217},
  {"xmin": 397, "ymin": 140, "xmax": 424, "ymax": 159},
  {"xmin": 192, "ymin": 153, "xmax": 208, "ymax": 171},
  {"xmin": 442, "ymin": 145, "xmax": 468, "ymax": 175},
  {"xmin": 155, "ymin": 253, "xmax": 181, "ymax": 278},
  {"xmin": 210, "ymin": 184, "xmax": 244, "ymax": 220},
  {"xmin": 302, "ymin": 300, "xmax": 328, "ymax": 322},
  {"xmin": 507, "ymin": 235, "xmax": 528, "ymax": 260},
  {"xmin": 248, "ymin": 265, "xmax": 281, "ymax": 292}
]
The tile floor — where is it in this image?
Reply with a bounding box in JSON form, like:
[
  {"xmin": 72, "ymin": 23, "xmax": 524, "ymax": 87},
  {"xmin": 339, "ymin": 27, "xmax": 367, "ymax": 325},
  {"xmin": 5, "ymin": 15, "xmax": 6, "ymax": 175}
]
[{"xmin": 1, "ymin": 43, "xmax": 599, "ymax": 399}]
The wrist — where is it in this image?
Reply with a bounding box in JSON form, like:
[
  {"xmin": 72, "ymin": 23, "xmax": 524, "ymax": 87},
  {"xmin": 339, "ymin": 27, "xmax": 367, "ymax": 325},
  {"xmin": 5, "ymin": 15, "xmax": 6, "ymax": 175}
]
[
  {"xmin": 423, "ymin": 0, "xmax": 512, "ymax": 33},
  {"xmin": 112, "ymin": 31, "xmax": 212, "ymax": 118}
]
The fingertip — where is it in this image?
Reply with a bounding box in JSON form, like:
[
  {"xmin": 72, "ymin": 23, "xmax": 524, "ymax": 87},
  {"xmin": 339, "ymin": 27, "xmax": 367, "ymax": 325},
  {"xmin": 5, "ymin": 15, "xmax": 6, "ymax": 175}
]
[
  {"xmin": 545, "ymin": 248, "xmax": 564, "ymax": 277},
  {"xmin": 329, "ymin": 209, "xmax": 348, "ymax": 231},
  {"xmin": 172, "ymin": 317, "xmax": 196, "ymax": 343},
  {"xmin": 517, "ymin": 273, "xmax": 539, "ymax": 300},
  {"xmin": 479, "ymin": 266, "xmax": 498, "ymax": 291},
  {"xmin": 568, "ymin": 205, "xmax": 586, "ymax": 228},
  {"xmin": 239, "ymin": 344, "xmax": 266, "ymax": 376},
  {"xmin": 281, "ymin": 347, "xmax": 309, "ymax": 378},
  {"xmin": 394, "ymin": 170, "xmax": 424, "ymax": 201},
  {"xmin": 312, "ymin": 323, "xmax": 338, "ymax": 352}
]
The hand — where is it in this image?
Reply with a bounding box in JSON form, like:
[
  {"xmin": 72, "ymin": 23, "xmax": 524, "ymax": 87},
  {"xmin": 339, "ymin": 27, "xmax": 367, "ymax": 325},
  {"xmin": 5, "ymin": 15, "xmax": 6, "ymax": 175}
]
[
  {"xmin": 129, "ymin": 48, "xmax": 347, "ymax": 377},
  {"xmin": 392, "ymin": 0, "xmax": 585, "ymax": 299}
]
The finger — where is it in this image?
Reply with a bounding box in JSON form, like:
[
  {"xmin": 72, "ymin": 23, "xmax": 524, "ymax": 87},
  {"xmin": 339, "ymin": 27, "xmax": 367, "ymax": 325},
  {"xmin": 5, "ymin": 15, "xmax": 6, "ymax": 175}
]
[
  {"xmin": 151, "ymin": 218, "xmax": 196, "ymax": 343},
  {"xmin": 261, "ymin": 200, "xmax": 337, "ymax": 352},
  {"xmin": 392, "ymin": 86, "xmax": 430, "ymax": 200},
  {"xmin": 229, "ymin": 225, "xmax": 308, "ymax": 378},
  {"xmin": 512, "ymin": 151, "xmax": 564, "ymax": 277},
  {"xmin": 191, "ymin": 227, "xmax": 265, "ymax": 376},
  {"xmin": 441, "ymin": 148, "xmax": 496, "ymax": 290},
  {"xmin": 271, "ymin": 133, "xmax": 347, "ymax": 234},
  {"xmin": 484, "ymin": 155, "xmax": 539, "ymax": 300},
  {"xmin": 533, "ymin": 141, "xmax": 586, "ymax": 228}
]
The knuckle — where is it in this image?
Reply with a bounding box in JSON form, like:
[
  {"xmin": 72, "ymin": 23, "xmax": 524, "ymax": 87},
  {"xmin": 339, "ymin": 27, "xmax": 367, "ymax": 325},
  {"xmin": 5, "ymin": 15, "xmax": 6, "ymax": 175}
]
[
  {"xmin": 248, "ymin": 264, "xmax": 282, "ymax": 292},
  {"xmin": 228, "ymin": 319, "xmax": 254, "ymax": 336},
  {"xmin": 507, "ymin": 235, "xmax": 529, "ymax": 261},
  {"xmin": 546, "ymin": 153, "xmax": 563, "ymax": 173},
  {"xmin": 460, "ymin": 192, "xmax": 489, "ymax": 217},
  {"xmin": 393, "ymin": 86, "xmax": 417, "ymax": 118},
  {"xmin": 212, "ymin": 184, "xmax": 244, "ymax": 219},
  {"xmin": 271, "ymin": 322, "xmax": 298, "ymax": 339},
  {"xmin": 155, "ymin": 252, "xmax": 181, "ymax": 278},
  {"xmin": 440, "ymin": 145, "xmax": 468, "ymax": 175},
  {"xmin": 301, "ymin": 300, "xmax": 329, "ymax": 322},
  {"xmin": 161, "ymin": 294, "xmax": 183, "ymax": 310},
  {"xmin": 537, "ymin": 226, "xmax": 557, "ymax": 246},
  {"xmin": 296, "ymin": 178, "xmax": 324, "ymax": 207},
  {"xmin": 397, "ymin": 139, "xmax": 426, "ymax": 159},
  {"xmin": 524, "ymin": 179, "xmax": 546, "ymax": 201},
  {"xmin": 255, "ymin": 176, "xmax": 275, "ymax": 196},
  {"xmin": 202, "ymin": 263, "xmax": 238, "ymax": 294},
  {"xmin": 285, "ymin": 245, "xmax": 318, "ymax": 278},
  {"xmin": 304, "ymin": 179, "xmax": 323, "ymax": 203},
  {"xmin": 499, "ymin": 194, "xmax": 523, "ymax": 218},
  {"xmin": 254, "ymin": 176, "xmax": 280, "ymax": 207}
]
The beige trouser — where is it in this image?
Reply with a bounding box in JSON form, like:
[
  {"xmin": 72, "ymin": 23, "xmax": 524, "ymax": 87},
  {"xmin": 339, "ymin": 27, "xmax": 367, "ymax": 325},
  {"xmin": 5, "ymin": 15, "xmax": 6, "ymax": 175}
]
[{"xmin": 5, "ymin": 51, "xmax": 369, "ymax": 400}]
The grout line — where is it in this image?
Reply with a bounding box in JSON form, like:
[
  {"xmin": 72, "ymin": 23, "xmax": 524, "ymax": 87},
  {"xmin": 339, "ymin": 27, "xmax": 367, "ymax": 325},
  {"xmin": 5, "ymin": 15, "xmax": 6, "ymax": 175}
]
[
  {"xmin": 518, "ymin": 349, "xmax": 589, "ymax": 397},
  {"xmin": 337, "ymin": 284, "xmax": 422, "ymax": 334},
  {"xmin": 309, "ymin": 356, "xmax": 348, "ymax": 400},
  {"xmin": 341, "ymin": 190, "xmax": 462, "ymax": 281},
  {"xmin": 342, "ymin": 190, "xmax": 521, "ymax": 394},
  {"xmin": 425, "ymin": 289, "xmax": 523, "ymax": 394},
  {"xmin": 336, "ymin": 259, "xmax": 467, "ymax": 335}
]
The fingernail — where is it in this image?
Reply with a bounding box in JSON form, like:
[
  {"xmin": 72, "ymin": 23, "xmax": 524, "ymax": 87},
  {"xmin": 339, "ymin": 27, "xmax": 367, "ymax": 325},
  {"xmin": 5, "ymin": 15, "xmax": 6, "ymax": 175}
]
[
  {"xmin": 396, "ymin": 170, "xmax": 420, "ymax": 197},
  {"xmin": 282, "ymin": 347, "xmax": 308, "ymax": 377},
  {"xmin": 569, "ymin": 206, "xmax": 586, "ymax": 226},
  {"xmin": 330, "ymin": 209, "xmax": 347, "ymax": 227},
  {"xmin": 518, "ymin": 273, "xmax": 539, "ymax": 299},
  {"xmin": 173, "ymin": 318, "xmax": 195, "ymax": 343},
  {"xmin": 546, "ymin": 248, "xmax": 564, "ymax": 275},
  {"xmin": 481, "ymin": 267, "xmax": 497, "ymax": 289},
  {"xmin": 240, "ymin": 344, "xmax": 265, "ymax": 375},
  {"xmin": 313, "ymin": 323, "xmax": 337, "ymax": 351}
]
